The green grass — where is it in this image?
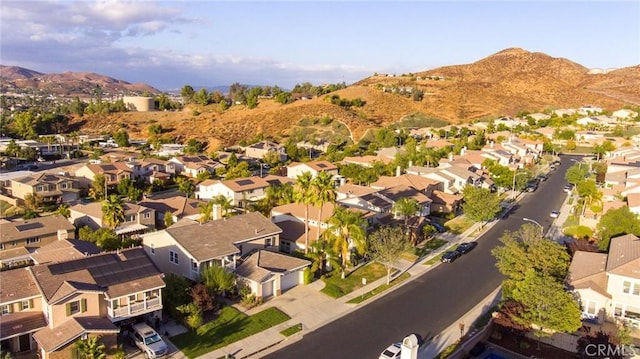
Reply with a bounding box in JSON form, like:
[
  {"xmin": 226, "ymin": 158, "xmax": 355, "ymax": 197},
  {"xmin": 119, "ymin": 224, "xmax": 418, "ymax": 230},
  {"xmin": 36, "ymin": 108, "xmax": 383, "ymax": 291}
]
[
  {"xmin": 563, "ymin": 225, "xmax": 593, "ymax": 239},
  {"xmin": 444, "ymin": 216, "xmax": 475, "ymax": 235},
  {"xmin": 321, "ymin": 262, "xmax": 387, "ymax": 298},
  {"xmin": 424, "ymin": 245, "xmax": 457, "ymax": 265},
  {"xmin": 400, "ymin": 239, "xmax": 447, "ymax": 262},
  {"xmin": 280, "ymin": 323, "xmax": 303, "ymax": 337},
  {"xmin": 171, "ymin": 306, "xmax": 290, "ymax": 358},
  {"xmin": 346, "ymin": 272, "xmax": 411, "ymax": 304}
]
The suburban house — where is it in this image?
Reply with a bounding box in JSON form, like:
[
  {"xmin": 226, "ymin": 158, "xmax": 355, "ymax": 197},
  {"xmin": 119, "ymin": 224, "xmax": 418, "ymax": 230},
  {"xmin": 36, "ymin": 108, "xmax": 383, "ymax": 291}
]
[
  {"xmin": 244, "ymin": 141, "xmax": 287, "ymax": 162},
  {"xmin": 286, "ymin": 160, "xmax": 339, "ymax": 179},
  {"xmin": 612, "ymin": 109, "xmax": 638, "ymax": 120},
  {"xmin": 0, "ymin": 215, "xmax": 76, "ymax": 267},
  {"xmin": 235, "ymin": 250, "xmax": 310, "ymax": 300},
  {"xmin": 9, "ymin": 172, "xmax": 81, "ymax": 204},
  {"xmin": 271, "ymin": 202, "xmax": 339, "ymax": 253},
  {"xmin": 137, "ymin": 195, "xmax": 206, "ymax": 226},
  {"xmin": 0, "ymin": 248, "xmax": 165, "ymax": 359},
  {"xmin": 195, "ymin": 176, "xmax": 270, "ymax": 206},
  {"xmin": 341, "ymin": 155, "xmax": 394, "ymax": 168},
  {"xmin": 141, "ymin": 212, "xmax": 282, "ymax": 281},
  {"xmin": 30, "ymin": 238, "xmax": 101, "ymax": 265},
  {"xmin": 167, "ymin": 155, "xmax": 223, "ymax": 178},
  {"xmin": 566, "ymin": 234, "xmax": 640, "ymax": 329},
  {"xmin": 75, "ymin": 162, "xmax": 134, "ymax": 190},
  {"xmin": 430, "ymin": 190, "xmax": 464, "ymax": 214},
  {"xmin": 371, "ymin": 174, "xmax": 443, "ymax": 196},
  {"xmin": 69, "ymin": 202, "xmax": 156, "ymax": 237},
  {"xmin": 338, "ymin": 184, "xmax": 431, "ymax": 219}
]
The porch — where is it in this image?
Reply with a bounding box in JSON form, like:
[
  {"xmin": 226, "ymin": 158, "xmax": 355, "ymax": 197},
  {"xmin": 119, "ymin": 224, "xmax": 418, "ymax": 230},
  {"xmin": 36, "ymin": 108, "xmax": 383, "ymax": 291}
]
[{"xmin": 107, "ymin": 289, "xmax": 162, "ymax": 320}]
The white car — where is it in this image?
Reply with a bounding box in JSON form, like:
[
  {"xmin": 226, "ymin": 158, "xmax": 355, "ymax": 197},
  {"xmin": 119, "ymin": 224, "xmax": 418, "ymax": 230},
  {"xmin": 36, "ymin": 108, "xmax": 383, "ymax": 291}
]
[
  {"xmin": 130, "ymin": 323, "xmax": 168, "ymax": 358},
  {"xmin": 379, "ymin": 342, "xmax": 402, "ymax": 359},
  {"xmin": 550, "ymin": 210, "xmax": 560, "ymax": 218}
]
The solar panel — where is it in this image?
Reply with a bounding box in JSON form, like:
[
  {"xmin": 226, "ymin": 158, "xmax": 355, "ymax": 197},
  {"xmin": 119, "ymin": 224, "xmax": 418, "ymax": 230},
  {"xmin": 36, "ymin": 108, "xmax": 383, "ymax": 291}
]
[
  {"xmin": 316, "ymin": 163, "xmax": 326, "ymax": 168},
  {"xmin": 236, "ymin": 179, "xmax": 254, "ymax": 186},
  {"xmin": 15, "ymin": 222, "xmax": 44, "ymax": 232}
]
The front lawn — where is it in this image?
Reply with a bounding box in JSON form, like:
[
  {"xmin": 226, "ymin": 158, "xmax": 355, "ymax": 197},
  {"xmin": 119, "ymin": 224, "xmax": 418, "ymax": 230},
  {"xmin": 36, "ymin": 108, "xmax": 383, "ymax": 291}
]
[
  {"xmin": 444, "ymin": 216, "xmax": 475, "ymax": 235},
  {"xmin": 424, "ymin": 245, "xmax": 457, "ymax": 265},
  {"xmin": 401, "ymin": 238, "xmax": 449, "ymax": 261},
  {"xmin": 346, "ymin": 272, "xmax": 411, "ymax": 304},
  {"xmin": 321, "ymin": 262, "xmax": 387, "ymax": 298},
  {"xmin": 171, "ymin": 306, "xmax": 290, "ymax": 358}
]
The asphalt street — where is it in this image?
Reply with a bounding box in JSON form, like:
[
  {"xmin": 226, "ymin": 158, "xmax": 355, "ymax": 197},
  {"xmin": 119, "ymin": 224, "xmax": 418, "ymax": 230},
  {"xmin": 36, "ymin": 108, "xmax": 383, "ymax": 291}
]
[{"xmin": 265, "ymin": 155, "xmax": 582, "ymax": 359}]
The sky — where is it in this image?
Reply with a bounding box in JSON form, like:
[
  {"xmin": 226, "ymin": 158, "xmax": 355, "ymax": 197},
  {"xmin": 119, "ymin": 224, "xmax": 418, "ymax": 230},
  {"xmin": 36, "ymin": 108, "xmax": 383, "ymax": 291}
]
[{"xmin": 1, "ymin": 1, "xmax": 639, "ymax": 91}]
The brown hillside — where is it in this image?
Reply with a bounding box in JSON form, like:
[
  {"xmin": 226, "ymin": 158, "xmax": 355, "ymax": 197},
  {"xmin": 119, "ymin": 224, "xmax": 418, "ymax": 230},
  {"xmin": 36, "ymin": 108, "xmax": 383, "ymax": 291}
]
[{"xmin": 21, "ymin": 48, "xmax": 640, "ymax": 148}]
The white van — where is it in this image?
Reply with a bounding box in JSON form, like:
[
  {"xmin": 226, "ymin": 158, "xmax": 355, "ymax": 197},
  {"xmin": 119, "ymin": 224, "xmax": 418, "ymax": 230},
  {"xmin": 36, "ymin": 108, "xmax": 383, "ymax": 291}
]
[{"xmin": 130, "ymin": 322, "xmax": 168, "ymax": 358}]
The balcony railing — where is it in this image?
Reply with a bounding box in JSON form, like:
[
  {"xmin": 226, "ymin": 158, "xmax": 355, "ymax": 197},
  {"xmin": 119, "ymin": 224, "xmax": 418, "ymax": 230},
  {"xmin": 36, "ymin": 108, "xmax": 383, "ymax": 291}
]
[{"xmin": 109, "ymin": 297, "xmax": 161, "ymax": 319}]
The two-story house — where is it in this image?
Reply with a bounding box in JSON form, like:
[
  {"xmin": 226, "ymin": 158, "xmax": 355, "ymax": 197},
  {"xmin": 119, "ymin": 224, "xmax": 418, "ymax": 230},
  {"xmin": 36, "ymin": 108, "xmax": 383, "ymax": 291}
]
[
  {"xmin": 75, "ymin": 162, "xmax": 134, "ymax": 192},
  {"xmin": 271, "ymin": 202, "xmax": 338, "ymax": 253},
  {"xmin": 10, "ymin": 173, "xmax": 81, "ymax": 205},
  {"xmin": 195, "ymin": 176, "xmax": 270, "ymax": 206},
  {"xmin": 69, "ymin": 202, "xmax": 155, "ymax": 237},
  {"xmin": 0, "ymin": 248, "xmax": 165, "ymax": 359},
  {"xmin": 0, "ymin": 216, "xmax": 76, "ymax": 267},
  {"xmin": 141, "ymin": 212, "xmax": 282, "ymax": 281},
  {"xmin": 167, "ymin": 155, "xmax": 223, "ymax": 178},
  {"xmin": 244, "ymin": 141, "xmax": 287, "ymax": 162},
  {"xmin": 137, "ymin": 195, "xmax": 206, "ymax": 226},
  {"xmin": 286, "ymin": 160, "xmax": 339, "ymax": 179},
  {"xmin": 567, "ymin": 234, "xmax": 640, "ymax": 329}
]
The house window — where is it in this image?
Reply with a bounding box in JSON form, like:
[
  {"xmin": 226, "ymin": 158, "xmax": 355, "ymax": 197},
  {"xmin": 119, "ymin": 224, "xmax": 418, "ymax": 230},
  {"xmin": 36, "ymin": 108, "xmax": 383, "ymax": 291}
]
[
  {"xmin": 143, "ymin": 212, "xmax": 151, "ymax": 219},
  {"xmin": 26, "ymin": 237, "xmax": 40, "ymax": 244},
  {"xmin": 66, "ymin": 299, "xmax": 86, "ymax": 316},
  {"xmin": 125, "ymin": 215, "xmax": 135, "ymax": 222},
  {"xmin": 623, "ymin": 281, "xmax": 632, "ymax": 294},
  {"xmin": 37, "ymin": 186, "xmax": 44, "ymax": 192},
  {"xmin": 191, "ymin": 259, "xmax": 198, "ymax": 273},
  {"xmin": 265, "ymin": 237, "xmax": 272, "ymax": 247},
  {"xmin": 19, "ymin": 300, "xmax": 32, "ymax": 311},
  {"xmin": 0, "ymin": 304, "xmax": 12, "ymax": 316},
  {"xmin": 170, "ymin": 251, "xmax": 179, "ymax": 265},
  {"xmin": 624, "ymin": 281, "xmax": 640, "ymax": 296},
  {"xmin": 61, "ymin": 183, "xmax": 68, "ymax": 189},
  {"xmin": 150, "ymin": 243, "xmax": 155, "ymax": 255}
]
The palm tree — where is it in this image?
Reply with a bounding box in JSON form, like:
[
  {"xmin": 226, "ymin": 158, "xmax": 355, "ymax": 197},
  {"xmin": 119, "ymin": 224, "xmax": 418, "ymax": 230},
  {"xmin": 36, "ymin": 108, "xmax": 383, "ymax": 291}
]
[
  {"xmin": 198, "ymin": 200, "xmax": 213, "ymax": 223},
  {"xmin": 323, "ymin": 207, "xmax": 367, "ymax": 279},
  {"xmin": 308, "ymin": 239, "xmax": 340, "ymax": 277},
  {"xmin": 293, "ymin": 172, "xmax": 314, "ymax": 254},
  {"xmin": 102, "ymin": 194, "xmax": 125, "ymax": 229},
  {"xmin": 75, "ymin": 336, "xmax": 106, "ymax": 359},
  {"xmin": 393, "ymin": 197, "xmax": 420, "ymax": 245},
  {"xmin": 311, "ymin": 171, "xmax": 337, "ymax": 243},
  {"xmin": 55, "ymin": 204, "xmax": 71, "ymax": 218},
  {"xmin": 211, "ymin": 195, "xmax": 233, "ymax": 217}
]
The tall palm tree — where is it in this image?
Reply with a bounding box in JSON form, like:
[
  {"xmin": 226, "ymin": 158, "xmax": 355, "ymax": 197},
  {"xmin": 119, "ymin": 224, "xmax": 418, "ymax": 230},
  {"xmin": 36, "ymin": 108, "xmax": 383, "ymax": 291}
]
[
  {"xmin": 294, "ymin": 172, "xmax": 314, "ymax": 254},
  {"xmin": 308, "ymin": 239, "xmax": 340, "ymax": 277},
  {"xmin": 311, "ymin": 171, "xmax": 337, "ymax": 243},
  {"xmin": 102, "ymin": 194, "xmax": 125, "ymax": 229},
  {"xmin": 323, "ymin": 207, "xmax": 367, "ymax": 279},
  {"xmin": 211, "ymin": 195, "xmax": 233, "ymax": 217},
  {"xmin": 393, "ymin": 197, "xmax": 420, "ymax": 245}
]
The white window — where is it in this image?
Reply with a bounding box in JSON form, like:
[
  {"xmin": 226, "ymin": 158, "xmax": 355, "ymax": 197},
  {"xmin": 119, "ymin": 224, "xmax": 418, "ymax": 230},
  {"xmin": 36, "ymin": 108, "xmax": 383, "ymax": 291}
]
[
  {"xmin": 624, "ymin": 281, "xmax": 640, "ymax": 296},
  {"xmin": 0, "ymin": 304, "xmax": 11, "ymax": 316},
  {"xmin": 20, "ymin": 300, "xmax": 31, "ymax": 311},
  {"xmin": 125, "ymin": 215, "xmax": 135, "ymax": 222},
  {"xmin": 26, "ymin": 237, "xmax": 40, "ymax": 244},
  {"xmin": 170, "ymin": 251, "xmax": 179, "ymax": 265},
  {"xmin": 191, "ymin": 259, "xmax": 198, "ymax": 272},
  {"xmin": 37, "ymin": 186, "xmax": 44, "ymax": 192}
]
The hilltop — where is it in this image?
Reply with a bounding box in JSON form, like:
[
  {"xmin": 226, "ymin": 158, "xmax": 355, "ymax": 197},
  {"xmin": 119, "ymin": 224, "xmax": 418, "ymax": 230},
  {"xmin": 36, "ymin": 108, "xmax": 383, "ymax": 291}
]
[{"xmin": 4, "ymin": 48, "xmax": 640, "ymax": 149}]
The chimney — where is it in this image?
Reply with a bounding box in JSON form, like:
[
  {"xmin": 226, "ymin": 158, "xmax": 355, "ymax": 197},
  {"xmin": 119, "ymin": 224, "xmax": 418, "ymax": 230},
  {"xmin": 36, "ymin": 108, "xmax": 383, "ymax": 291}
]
[
  {"xmin": 212, "ymin": 204, "xmax": 222, "ymax": 220},
  {"xmin": 460, "ymin": 146, "xmax": 467, "ymax": 156},
  {"xmin": 396, "ymin": 166, "xmax": 402, "ymax": 177},
  {"xmin": 490, "ymin": 141, "xmax": 494, "ymax": 148},
  {"xmin": 57, "ymin": 229, "xmax": 68, "ymax": 241},
  {"xmin": 409, "ymin": 160, "xmax": 413, "ymax": 168},
  {"xmin": 448, "ymin": 153, "xmax": 454, "ymax": 161}
]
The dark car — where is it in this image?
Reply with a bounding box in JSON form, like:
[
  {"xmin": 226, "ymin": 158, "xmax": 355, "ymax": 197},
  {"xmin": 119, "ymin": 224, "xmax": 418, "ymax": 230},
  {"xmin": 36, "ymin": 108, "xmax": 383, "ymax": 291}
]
[
  {"xmin": 430, "ymin": 223, "xmax": 446, "ymax": 233},
  {"xmin": 455, "ymin": 242, "xmax": 478, "ymax": 254},
  {"xmin": 441, "ymin": 250, "xmax": 461, "ymax": 263},
  {"xmin": 536, "ymin": 174, "xmax": 548, "ymax": 182},
  {"xmin": 525, "ymin": 182, "xmax": 538, "ymax": 192}
]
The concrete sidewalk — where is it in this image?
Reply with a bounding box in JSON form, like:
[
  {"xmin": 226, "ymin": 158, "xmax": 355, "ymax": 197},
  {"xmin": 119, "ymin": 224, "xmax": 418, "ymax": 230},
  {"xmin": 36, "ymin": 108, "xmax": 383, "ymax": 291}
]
[{"xmin": 170, "ymin": 201, "xmax": 520, "ymax": 359}]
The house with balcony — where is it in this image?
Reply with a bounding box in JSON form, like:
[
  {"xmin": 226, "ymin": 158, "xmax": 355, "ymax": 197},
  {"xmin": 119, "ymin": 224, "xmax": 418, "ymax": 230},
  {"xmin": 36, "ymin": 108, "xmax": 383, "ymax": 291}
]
[
  {"xmin": 10, "ymin": 172, "xmax": 81, "ymax": 205},
  {"xmin": 167, "ymin": 155, "xmax": 223, "ymax": 178},
  {"xmin": 567, "ymin": 234, "xmax": 640, "ymax": 329},
  {"xmin": 141, "ymin": 212, "xmax": 282, "ymax": 281},
  {"xmin": 286, "ymin": 160, "xmax": 339, "ymax": 179},
  {"xmin": 0, "ymin": 215, "xmax": 76, "ymax": 267},
  {"xmin": 0, "ymin": 248, "xmax": 165, "ymax": 359},
  {"xmin": 69, "ymin": 201, "xmax": 155, "ymax": 237},
  {"xmin": 244, "ymin": 141, "xmax": 287, "ymax": 162},
  {"xmin": 195, "ymin": 176, "xmax": 270, "ymax": 206}
]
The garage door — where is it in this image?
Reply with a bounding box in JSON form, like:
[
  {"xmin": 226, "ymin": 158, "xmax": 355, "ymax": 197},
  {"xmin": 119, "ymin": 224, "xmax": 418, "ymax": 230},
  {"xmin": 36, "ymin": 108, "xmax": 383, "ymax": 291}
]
[
  {"xmin": 262, "ymin": 280, "xmax": 274, "ymax": 298},
  {"xmin": 281, "ymin": 271, "xmax": 301, "ymax": 292}
]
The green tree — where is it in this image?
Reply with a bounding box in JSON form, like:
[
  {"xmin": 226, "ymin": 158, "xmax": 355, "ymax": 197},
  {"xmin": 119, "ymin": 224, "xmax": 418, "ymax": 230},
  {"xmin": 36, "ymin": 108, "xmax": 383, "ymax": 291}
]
[
  {"xmin": 112, "ymin": 130, "xmax": 129, "ymax": 147},
  {"xmin": 14, "ymin": 112, "xmax": 37, "ymax": 139},
  {"xmin": 324, "ymin": 207, "xmax": 367, "ymax": 279},
  {"xmin": 211, "ymin": 195, "xmax": 233, "ymax": 217},
  {"xmin": 311, "ymin": 171, "xmax": 337, "ymax": 243},
  {"xmin": 198, "ymin": 201, "xmax": 213, "ymax": 223},
  {"xmin": 180, "ymin": 85, "xmax": 195, "ymax": 103},
  {"xmin": 55, "ymin": 204, "xmax": 71, "ymax": 218},
  {"xmin": 163, "ymin": 273, "xmax": 192, "ymax": 318},
  {"xmin": 294, "ymin": 172, "xmax": 314, "ymax": 254},
  {"xmin": 597, "ymin": 206, "xmax": 640, "ymax": 250},
  {"xmin": 369, "ymin": 226, "xmax": 409, "ymax": 284},
  {"xmin": 176, "ymin": 177, "xmax": 195, "ymax": 198},
  {"xmin": 164, "ymin": 211, "xmax": 175, "ymax": 227},
  {"xmin": 511, "ymin": 269, "xmax": 582, "ymax": 339},
  {"xmin": 462, "ymin": 186, "xmax": 501, "ymax": 222},
  {"xmin": 193, "ymin": 88, "xmax": 210, "ymax": 106},
  {"xmin": 102, "ymin": 195, "xmax": 125, "ymax": 229},
  {"xmin": 224, "ymin": 161, "xmax": 252, "ymax": 180},
  {"xmin": 89, "ymin": 174, "xmax": 106, "ymax": 200},
  {"xmin": 392, "ymin": 197, "xmax": 420, "ymax": 245},
  {"xmin": 201, "ymin": 264, "xmax": 236, "ymax": 296},
  {"xmin": 75, "ymin": 336, "xmax": 106, "ymax": 359},
  {"xmin": 24, "ymin": 193, "xmax": 43, "ymax": 212},
  {"xmin": 565, "ymin": 163, "xmax": 589, "ymax": 185}
]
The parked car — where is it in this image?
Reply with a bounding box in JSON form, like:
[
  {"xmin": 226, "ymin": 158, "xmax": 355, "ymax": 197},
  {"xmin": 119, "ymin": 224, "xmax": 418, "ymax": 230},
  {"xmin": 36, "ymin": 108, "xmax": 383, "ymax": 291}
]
[
  {"xmin": 379, "ymin": 342, "xmax": 402, "ymax": 359},
  {"xmin": 456, "ymin": 242, "xmax": 478, "ymax": 254},
  {"xmin": 430, "ymin": 222, "xmax": 446, "ymax": 233},
  {"xmin": 550, "ymin": 210, "xmax": 560, "ymax": 218},
  {"xmin": 441, "ymin": 250, "xmax": 462, "ymax": 263},
  {"xmin": 525, "ymin": 182, "xmax": 538, "ymax": 192},
  {"xmin": 563, "ymin": 184, "xmax": 573, "ymax": 193},
  {"xmin": 130, "ymin": 322, "xmax": 168, "ymax": 358},
  {"xmin": 536, "ymin": 174, "xmax": 548, "ymax": 182}
]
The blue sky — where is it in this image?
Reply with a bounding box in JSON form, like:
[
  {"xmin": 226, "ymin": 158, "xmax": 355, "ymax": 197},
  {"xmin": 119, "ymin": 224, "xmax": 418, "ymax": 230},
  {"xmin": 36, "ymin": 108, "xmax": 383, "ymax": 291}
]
[{"xmin": 1, "ymin": 1, "xmax": 638, "ymax": 91}]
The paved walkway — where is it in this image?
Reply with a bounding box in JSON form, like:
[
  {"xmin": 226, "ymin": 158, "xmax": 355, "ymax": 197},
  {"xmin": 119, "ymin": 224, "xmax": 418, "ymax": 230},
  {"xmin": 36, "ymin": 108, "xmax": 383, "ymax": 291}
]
[{"xmin": 165, "ymin": 199, "xmax": 523, "ymax": 359}]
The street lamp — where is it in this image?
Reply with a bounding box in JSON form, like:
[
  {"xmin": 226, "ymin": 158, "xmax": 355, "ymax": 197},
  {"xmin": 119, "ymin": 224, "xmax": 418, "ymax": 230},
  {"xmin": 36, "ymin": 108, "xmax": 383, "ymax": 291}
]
[{"xmin": 523, "ymin": 217, "xmax": 544, "ymax": 236}]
